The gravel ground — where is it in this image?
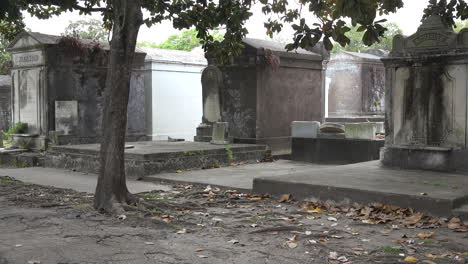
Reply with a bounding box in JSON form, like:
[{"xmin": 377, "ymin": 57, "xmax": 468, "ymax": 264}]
[{"xmin": 0, "ymin": 176, "xmax": 467, "ymax": 264}]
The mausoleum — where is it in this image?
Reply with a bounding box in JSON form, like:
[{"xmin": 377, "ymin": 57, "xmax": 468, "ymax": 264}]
[
  {"xmin": 7, "ymin": 32, "xmax": 147, "ymax": 148},
  {"xmin": 326, "ymin": 50, "xmax": 386, "ymax": 121},
  {"xmin": 195, "ymin": 38, "xmax": 329, "ymax": 153},
  {"xmin": 381, "ymin": 15, "xmax": 468, "ymax": 172},
  {"xmin": 142, "ymin": 47, "xmax": 206, "ymax": 141}
]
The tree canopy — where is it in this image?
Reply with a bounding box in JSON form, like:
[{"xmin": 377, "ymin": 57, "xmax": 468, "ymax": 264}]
[
  {"xmin": 333, "ymin": 23, "xmax": 402, "ymax": 53},
  {"xmin": 138, "ymin": 29, "xmax": 223, "ymax": 51},
  {"xmin": 64, "ymin": 18, "xmax": 109, "ymax": 41}
]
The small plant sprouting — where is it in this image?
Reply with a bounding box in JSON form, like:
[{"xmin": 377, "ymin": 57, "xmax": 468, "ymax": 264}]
[{"xmin": 225, "ymin": 144, "xmax": 234, "ymax": 161}]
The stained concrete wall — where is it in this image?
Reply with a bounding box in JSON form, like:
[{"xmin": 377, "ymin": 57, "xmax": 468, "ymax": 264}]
[
  {"xmin": 8, "ymin": 32, "xmax": 147, "ymax": 145},
  {"xmin": 207, "ymin": 38, "xmax": 327, "ymax": 153},
  {"xmin": 0, "ymin": 75, "xmax": 11, "ymax": 131}
]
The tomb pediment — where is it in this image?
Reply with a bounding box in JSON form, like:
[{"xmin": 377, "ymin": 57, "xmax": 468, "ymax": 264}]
[
  {"xmin": 391, "ymin": 15, "xmax": 468, "ymax": 56},
  {"xmin": 7, "ymin": 32, "xmax": 59, "ymax": 51}
]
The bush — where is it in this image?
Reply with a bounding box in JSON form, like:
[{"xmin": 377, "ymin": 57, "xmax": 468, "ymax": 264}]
[{"xmin": 8, "ymin": 122, "xmax": 28, "ymax": 134}]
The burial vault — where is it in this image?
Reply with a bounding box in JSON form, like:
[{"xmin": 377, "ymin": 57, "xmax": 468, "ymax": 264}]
[
  {"xmin": 326, "ymin": 50, "xmax": 386, "ymax": 120},
  {"xmin": 7, "ymin": 32, "xmax": 147, "ymax": 148},
  {"xmin": 195, "ymin": 38, "xmax": 329, "ymax": 153},
  {"xmin": 381, "ymin": 15, "xmax": 468, "ymax": 172}
]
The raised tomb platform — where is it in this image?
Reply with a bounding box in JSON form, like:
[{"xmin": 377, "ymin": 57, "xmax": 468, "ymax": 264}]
[{"xmin": 44, "ymin": 141, "xmax": 269, "ymax": 179}]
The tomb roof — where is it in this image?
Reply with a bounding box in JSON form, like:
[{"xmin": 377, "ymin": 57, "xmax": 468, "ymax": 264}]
[
  {"xmin": 8, "ymin": 31, "xmax": 145, "ymax": 53},
  {"xmin": 142, "ymin": 47, "xmax": 207, "ymax": 65}
]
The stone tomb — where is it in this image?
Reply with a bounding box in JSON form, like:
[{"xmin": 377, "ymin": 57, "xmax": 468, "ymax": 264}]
[
  {"xmin": 7, "ymin": 32, "xmax": 147, "ymax": 148},
  {"xmin": 381, "ymin": 16, "xmax": 468, "ymax": 172},
  {"xmin": 195, "ymin": 38, "xmax": 329, "ymax": 154},
  {"xmin": 0, "ymin": 75, "xmax": 11, "ymax": 132},
  {"xmin": 326, "ymin": 50, "xmax": 386, "ymax": 121}
]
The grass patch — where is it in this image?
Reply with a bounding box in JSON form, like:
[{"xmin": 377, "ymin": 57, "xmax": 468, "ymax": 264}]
[
  {"xmin": 245, "ymin": 215, "xmax": 266, "ymax": 224},
  {"xmin": 149, "ymin": 209, "xmax": 163, "ymax": 215},
  {"xmin": 419, "ymin": 239, "xmax": 435, "ymax": 244},
  {"xmin": 382, "ymin": 246, "xmax": 402, "ymax": 254},
  {"xmin": 71, "ymin": 203, "xmax": 93, "ymax": 211},
  {"xmin": 142, "ymin": 193, "xmax": 174, "ymax": 200}
]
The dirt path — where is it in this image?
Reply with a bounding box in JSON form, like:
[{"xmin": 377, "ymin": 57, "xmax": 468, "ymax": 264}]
[{"xmin": 0, "ymin": 176, "xmax": 467, "ymax": 264}]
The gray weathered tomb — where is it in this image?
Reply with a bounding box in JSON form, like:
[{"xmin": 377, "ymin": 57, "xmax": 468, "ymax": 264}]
[
  {"xmin": 194, "ymin": 65, "xmax": 223, "ymax": 142},
  {"xmin": 7, "ymin": 32, "xmax": 147, "ymax": 148},
  {"xmin": 326, "ymin": 50, "xmax": 386, "ymax": 120},
  {"xmin": 0, "ymin": 75, "xmax": 11, "ymax": 132},
  {"xmin": 196, "ymin": 38, "xmax": 329, "ymax": 153},
  {"xmin": 381, "ymin": 15, "xmax": 468, "ymax": 172}
]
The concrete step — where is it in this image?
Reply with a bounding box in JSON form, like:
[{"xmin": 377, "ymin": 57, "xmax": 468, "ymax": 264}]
[
  {"xmin": 453, "ymin": 204, "xmax": 468, "ymax": 221},
  {"xmin": 253, "ymin": 161, "xmax": 468, "ymax": 218}
]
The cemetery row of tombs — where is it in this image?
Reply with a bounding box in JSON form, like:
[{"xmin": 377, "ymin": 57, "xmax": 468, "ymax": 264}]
[{"xmin": 2, "ymin": 15, "xmax": 468, "ymax": 173}]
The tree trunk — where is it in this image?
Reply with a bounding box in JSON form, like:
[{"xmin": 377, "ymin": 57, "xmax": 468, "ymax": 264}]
[{"xmin": 94, "ymin": 0, "xmax": 143, "ymax": 213}]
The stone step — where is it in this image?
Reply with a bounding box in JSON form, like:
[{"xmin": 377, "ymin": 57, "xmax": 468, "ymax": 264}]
[
  {"xmin": 253, "ymin": 161, "xmax": 468, "ymax": 217},
  {"xmin": 453, "ymin": 204, "xmax": 468, "ymax": 221}
]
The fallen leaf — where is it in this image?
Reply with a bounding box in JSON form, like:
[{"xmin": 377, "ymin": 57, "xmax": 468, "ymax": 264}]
[
  {"xmin": 417, "ymin": 232, "xmax": 435, "ymax": 239},
  {"xmin": 331, "ymin": 235, "xmax": 344, "ymax": 239},
  {"xmin": 278, "ymin": 194, "xmax": 292, "ymax": 203},
  {"xmin": 328, "ymin": 217, "xmax": 338, "ymax": 222},
  {"xmin": 403, "ymin": 213, "xmax": 423, "ymax": 225},
  {"xmin": 15, "ymin": 244, "xmax": 22, "ymax": 247},
  {"xmin": 227, "ymin": 239, "xmax": 239, "ymax": 244},
  {"xmin": 404, "ymin": 256, "xmax": 419, "ymax": 262},
  {"xmin": 197, "ymin": 255, "xmax": 208, "ymax": 258},
  {"xmin": 144, "ymin": 242, "xmax": 154, "ymax": 245},
  {"xmin": 286, "ymin": 241, "xmax": 298, "ymax": 249},
  {"xmin": 337, "ymin": 256, "xmax": 348, "ymax": 262},
  {"xmin": 278, "ymin": 217, "xmax": 296, "ymax": 222},
  {"xmin": 308, "ymin": 208, "xmax": 324, "ymax": 214},
  {"xmin": 329, "ymin": 251, "xmax": 338, "ymax": 260},
  {"xmin": 176, "ymin": 228, "xmax": 187, "ymax": 234},
  {"xmin": 117, "ymin": 214, "xmax": 126, "ymax": 220},
  {"xmin": 175, "ymin": 170, "xmax": 183, "ymax": 173},
  {"xmin": 195, "ymin": 248, "xmax": 205, "ymax": 252}
]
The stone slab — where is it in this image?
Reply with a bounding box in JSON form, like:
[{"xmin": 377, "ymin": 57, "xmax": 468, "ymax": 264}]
[
  {"xmin": 345, "ymin": 122, "xmax": 377, "ymax": 140},
  {"xmin": 144, "ymin": 160, "xmax": 332, "ymax": 192},
  {"xmin": 0, "ymin": 167, "xmax": 171, "ymax": 193},
  {"xmin": 55, "ymin": 100, "xmax": 78, "ymax": 135},
  {"xmin": 292, "ymin": 137, "xmax": 384, "ymax": 164},
  {"xmin": 291, "ymin": 121, "xmax": 320, "ymax": 138},
  {"xmin": 253, "ymin": 161, "xmax": 468, "ymax": 217}
]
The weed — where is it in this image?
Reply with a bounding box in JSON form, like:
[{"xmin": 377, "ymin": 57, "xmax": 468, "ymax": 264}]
[
  {"xmin": 225, "ymin": 144, "xmax": 234, "ymax": 161},
  {"xmin": 142, "ymin": 193, "xmax": 174, "ymax": 200},
  {"xmin": 382, "ymin": 246, "xmax": 402, "ymax": 254}
]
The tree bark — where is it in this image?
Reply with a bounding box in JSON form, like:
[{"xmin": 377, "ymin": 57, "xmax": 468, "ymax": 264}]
[{"xmin": 94, "ymin": 0, "xmax": 143, "ymax": 213}]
